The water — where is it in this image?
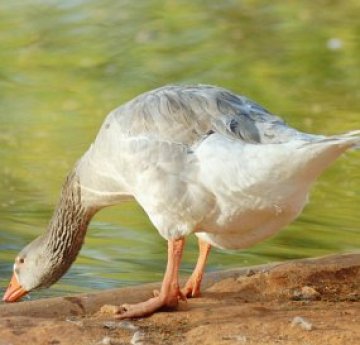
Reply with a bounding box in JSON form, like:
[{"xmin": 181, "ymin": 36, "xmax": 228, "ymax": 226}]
[{"xmin": 0, "ymin": 1, "xmax": 359, "ymax": 300}]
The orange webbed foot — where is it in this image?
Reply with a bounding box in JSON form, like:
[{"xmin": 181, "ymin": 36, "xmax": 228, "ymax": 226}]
[
  {"xmin": 115, "ymin": 238, "xmax": 186, "ymax": 319},
  {"xmin": 115, "ymin": 289, "xmax": 186, "ymax": 319},
  {"xmin": 181, "ymin": 277, "xmax": 202, "ymax": 298}
]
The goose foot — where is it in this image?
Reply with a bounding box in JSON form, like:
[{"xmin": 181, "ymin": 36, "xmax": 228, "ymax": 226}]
[
  {"xmin": 115, "ymin": 289, "xmax": 185, "ymax": 319},
  {"xmin": 114, "ymin": 238, "xmax": 186, "ymax": 319},
  {"xmin": 181, "ymin": 239, "xmax": 211, "ymax": 298},
  {"xmin": 181, "ymin": 276, "xmax": 202, "ymax": 298}
]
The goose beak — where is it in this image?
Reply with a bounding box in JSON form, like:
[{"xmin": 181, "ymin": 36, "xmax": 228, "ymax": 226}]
[{"xmin": 3, "ymin": 274, "xmax": 28, "ymax": 302}]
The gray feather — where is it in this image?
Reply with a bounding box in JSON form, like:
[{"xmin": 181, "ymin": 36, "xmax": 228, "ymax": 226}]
[{"xmin": 112, "ymin": 85, "xmax": 298, "ymax": 146}]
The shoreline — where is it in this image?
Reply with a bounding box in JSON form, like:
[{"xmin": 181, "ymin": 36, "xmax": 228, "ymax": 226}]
[{"xmin": 0, "ymin": 252, "xmax": 359, "ymax": 344}]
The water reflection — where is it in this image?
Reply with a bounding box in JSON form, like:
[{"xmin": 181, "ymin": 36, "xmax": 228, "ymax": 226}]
[{"xmin": 0, "ymin": 0, "xmax": 359, "ymax": 299}]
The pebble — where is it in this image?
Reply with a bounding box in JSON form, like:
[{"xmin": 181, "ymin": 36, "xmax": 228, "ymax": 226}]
[
  {"xmin": 103, "ymin": 320, "xmax": 139, "ymax": 331},
  {"xmin": 246, "ymin": 269, "xmax": 256, "ymax": 277},
  {"xmin": 222, "ymin": 335, "xmax": 247, "ymax": 343},
  {"xmin": 99, "ymin": 304, "xmax": 119, "ymax": 315},
  {"xmin": 65, "ymin": 317, "xmax": 83, "ymax": 327},
  {"xmin": 130, "ymin": 330, "xmax": 145, "ymax": 345},
  {"xmin": 291, "ymin": 316, "xmax": 313, "ymax": 331},
  {"xmin": 98, "ymin": 336, "xmax": 112, "ymax": 345},
  {"xmin": 292, "ymin": 286, "xmax": 320, "ymax": 301}
]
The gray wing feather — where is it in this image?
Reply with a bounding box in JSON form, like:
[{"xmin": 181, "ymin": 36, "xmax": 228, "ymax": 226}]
[{"xmin": 111, "ymin": 85, "xmax": 296, "ymax": 145}]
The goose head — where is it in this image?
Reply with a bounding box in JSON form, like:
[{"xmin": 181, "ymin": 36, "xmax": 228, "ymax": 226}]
[
  {"xmin": 3, "ymin": 235, "xmax": 66, "ymax": 302},
  {"xmin": 3, "ymin": 171, "xmax": 93, "ymax": 302}
]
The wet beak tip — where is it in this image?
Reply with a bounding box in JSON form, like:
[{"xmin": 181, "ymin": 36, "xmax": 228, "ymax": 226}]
[{"xmin": 3, "ymin": 274, "xmax": 28, "ymax": 303}]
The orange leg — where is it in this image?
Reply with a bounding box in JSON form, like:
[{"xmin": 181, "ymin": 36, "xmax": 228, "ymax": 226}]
[
  {"xmin": 182, "ymin": 238, "xmax": 211, "ymax": 298},
  {"xmin": 115, "ymin": 238, "xmax": 185, "ymax": 319}
]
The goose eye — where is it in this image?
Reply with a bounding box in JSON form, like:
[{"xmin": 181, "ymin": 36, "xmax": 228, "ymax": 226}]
[{"xmin": 17, "ymin": 257, "xmax": 25, "ymax": 264}]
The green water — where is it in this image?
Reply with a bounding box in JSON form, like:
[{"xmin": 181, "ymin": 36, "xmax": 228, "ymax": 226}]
[{"xmin": 0, "ymin": 1, "xmax": 359, "ymax": 300}]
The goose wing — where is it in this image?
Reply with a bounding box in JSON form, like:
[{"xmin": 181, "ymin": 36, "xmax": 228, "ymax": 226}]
[{"xmin": 110, "ymin": 85, "xmax": 297, "ymax": 146}]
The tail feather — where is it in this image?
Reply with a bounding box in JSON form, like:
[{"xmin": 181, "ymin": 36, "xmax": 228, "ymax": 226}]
[
  {"xmin": 329, "ymin": 130, "xmax": 360, "ymax": 149},
  {"xmin": 300, "ymin": 130, "xmax": 360, "ymax": 149},
  {"xmin": 294, "ymin": 129, "xmax": 359, "ymax": 181}
]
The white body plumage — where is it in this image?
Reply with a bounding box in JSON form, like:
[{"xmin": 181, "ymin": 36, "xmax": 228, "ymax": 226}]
[{"xmin": 75, "ymin": 85, "xmax": 359, "ymax": 249}]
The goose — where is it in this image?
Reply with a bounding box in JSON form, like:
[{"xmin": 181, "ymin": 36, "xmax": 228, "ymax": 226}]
[{"xmin": 3, "ymin": 85, "xmax": 360, "ymax": 319}]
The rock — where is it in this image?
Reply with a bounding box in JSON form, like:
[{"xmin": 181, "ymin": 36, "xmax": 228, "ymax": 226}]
[
  {"xmin": 292, "ymin": 286, "xmax": 320, "ymax": 301},
  {"xmin": 130, "ymin": 330, "xmax": 145, "ymax": 345},
  {"xmin": 98, "ymin": 336, "xmax": 112, "ymax": 345},
  {"xmin": 103, "ymin": 320, "xmax": 138, "ymax": 331},
  {"xmin": 246, "ymin": 269, "xmax": 256, "ymax": 277},
  {"xmin": 65, "ymin": 316, "xmax": 83, "ymax": 327},
  {"xmin": 98, "ymin": 304, "xmax": 119, "ymax": 315},
  {"xmin": 291, "ymin": 316, "xmax": 313, "ymax": 331},
  {"xmin": 222, "ymin": 335, "xmax": 247, "ymax": 343}
]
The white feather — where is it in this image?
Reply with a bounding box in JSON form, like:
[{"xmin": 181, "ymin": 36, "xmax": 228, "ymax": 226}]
[{"xmin": 74, "ymin": 85, "xmax": 359, "ymax": 249}]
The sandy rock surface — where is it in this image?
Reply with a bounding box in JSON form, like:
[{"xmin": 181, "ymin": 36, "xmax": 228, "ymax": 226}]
[{"xmin": 0, "ymin": 253, "xmax": 359, "ymax": 345}]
